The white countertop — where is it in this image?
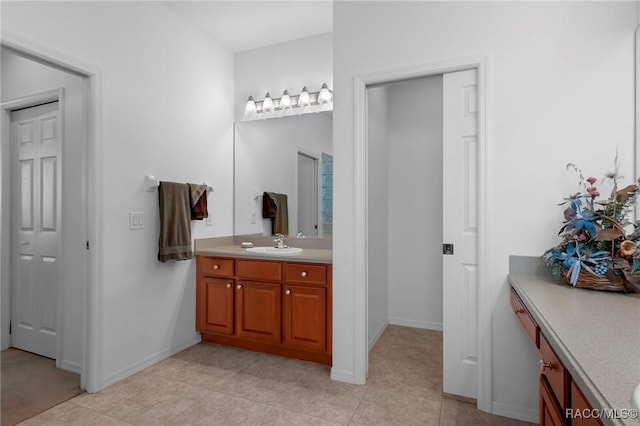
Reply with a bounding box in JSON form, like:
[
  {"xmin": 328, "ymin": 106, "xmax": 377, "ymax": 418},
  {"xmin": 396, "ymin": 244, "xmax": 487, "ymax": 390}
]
[{"xmin": 509, "ymin": 256, "xmax": 640, "ymax": 426}]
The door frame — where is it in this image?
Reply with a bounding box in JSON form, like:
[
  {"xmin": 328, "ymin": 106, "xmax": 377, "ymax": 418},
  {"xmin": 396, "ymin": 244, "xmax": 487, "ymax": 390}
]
[
  {"xmin": 296, "ymin": 149, "xmax": 320, "ymax": 236},
  {"xmin": 353, "ymin": 54, "xmax": 490, "ymax": 412},
  {"xmin": 0, "ymin": 30, "xmax": 104, "ymax": 393},
  {"xmin": 5, "ymin": 90, "xmax": 64, "ymax": 364}
]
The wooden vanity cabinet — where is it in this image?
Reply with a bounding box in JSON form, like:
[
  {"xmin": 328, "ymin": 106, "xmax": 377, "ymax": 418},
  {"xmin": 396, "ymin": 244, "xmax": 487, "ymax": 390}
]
[
  {"xmin": 510, "ymin": 287, "xmax": 603, "ymax": 426},
  {"xmin": 196, "ymin": 255, "xmax": 332, "ymax": 365}
]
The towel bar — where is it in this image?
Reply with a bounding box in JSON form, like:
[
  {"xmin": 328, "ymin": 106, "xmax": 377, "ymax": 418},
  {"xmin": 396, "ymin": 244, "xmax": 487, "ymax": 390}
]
[{"xmin": 145, "ymin": 174, "xmax": 214, "ymax": 193}]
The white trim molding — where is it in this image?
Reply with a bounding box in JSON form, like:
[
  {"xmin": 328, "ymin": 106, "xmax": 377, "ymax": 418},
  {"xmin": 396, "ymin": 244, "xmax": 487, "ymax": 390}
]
[
  {"xmin": 1, "ymin": 29, "xmax": 104, "ymax": 393},
  {"xmin": 352, "ymin": 54, "xmax": 491, "ymax": 413}
]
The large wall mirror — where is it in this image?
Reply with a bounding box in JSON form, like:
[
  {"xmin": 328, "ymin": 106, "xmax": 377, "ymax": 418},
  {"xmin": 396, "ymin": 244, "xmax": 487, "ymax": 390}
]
[{"xmin": 234, "ymin": 113, "xmax": 333, "ymax": 237}]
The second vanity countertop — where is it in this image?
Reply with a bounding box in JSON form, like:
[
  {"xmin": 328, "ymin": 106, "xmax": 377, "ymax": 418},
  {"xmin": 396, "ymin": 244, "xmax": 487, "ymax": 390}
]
[
  {"xmin": 194, "ymin": 236, "xmax": 332, "ymax": 264},
  {"xmin": 509, "ymin": 256, "xmax": 640, "ymax": 426}
]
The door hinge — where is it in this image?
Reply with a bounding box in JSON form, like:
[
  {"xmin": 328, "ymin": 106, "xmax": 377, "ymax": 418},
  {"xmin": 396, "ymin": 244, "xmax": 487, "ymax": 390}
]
[
  {"xmin": 86, "ymin": 240, "xmax": 90, "ymax": 250},
  {"xmin": 442, "ymin": 243, "xmax": 454, "ymax": 255}
]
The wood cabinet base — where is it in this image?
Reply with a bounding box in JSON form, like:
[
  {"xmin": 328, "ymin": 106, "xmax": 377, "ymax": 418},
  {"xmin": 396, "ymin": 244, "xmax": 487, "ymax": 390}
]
[{"xmin": 200, "ymin": 331, "xmax": 331, "ymax": 365}]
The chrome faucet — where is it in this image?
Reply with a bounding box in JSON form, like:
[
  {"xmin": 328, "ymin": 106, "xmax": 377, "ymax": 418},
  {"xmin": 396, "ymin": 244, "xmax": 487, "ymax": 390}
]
[
  {"xmin": 274, "ymin": 233, "xmax": 287, "ymax": 249},
  {"xmin": 296, "ymin": 231, "xmax": 306, "ymax": 238}
]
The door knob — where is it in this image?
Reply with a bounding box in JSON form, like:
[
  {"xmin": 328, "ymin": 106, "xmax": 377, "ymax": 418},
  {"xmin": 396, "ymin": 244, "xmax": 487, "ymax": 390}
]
[
  {"xmin": 213, "ymin": 264, "xmax": 220, "ymax": 270},
  {"xmin": 285, "ymin": 289, "xmax": 291, "ymax": 295},
  {"xmin": 226, "ymin": 283, "xmax": 231, "ymax": 289},
  {"xmin": 236, "ymin": 284, "xmax": 242, "ymax": 290},
  {"xmin": 301, "ymin": 271, "xmax": 307, "ymax": 277}
]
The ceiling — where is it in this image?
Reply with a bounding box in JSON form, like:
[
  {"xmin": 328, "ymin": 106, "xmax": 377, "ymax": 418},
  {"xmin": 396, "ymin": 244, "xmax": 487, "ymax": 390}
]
[{"xmin": 162, "ymin": 1, "xmax": 333, "ymax": 53}]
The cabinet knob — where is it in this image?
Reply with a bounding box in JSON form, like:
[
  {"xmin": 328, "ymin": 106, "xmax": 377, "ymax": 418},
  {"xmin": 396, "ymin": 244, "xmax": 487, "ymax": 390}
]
[
  {"xmin": 514, "ymin": 307, "xmax": 525, "ymax": 314},
  {"xmin": 285, "ymin": 289, "xmax": 291, "ymax": 295},
  {"xmin": 301, "ymin": 271, "xmax": 307, "ymax": 278},
  {"xmin": 226, "ymin": 283, "xmax": 232, "ymax": 289},
  {"xmin": 236, "ymin": 284, "xmax": 242, "ymax": 290},
  {"xmin": 213, "ymin": 264, "xmax": 220, "ymax": 270}
]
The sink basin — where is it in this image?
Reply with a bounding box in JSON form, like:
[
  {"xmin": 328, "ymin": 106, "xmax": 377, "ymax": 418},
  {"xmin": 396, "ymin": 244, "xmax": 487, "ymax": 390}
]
[
  {"xmin": 633, "ymin": 383, "xmax": 640, "ymax": 412},
  {"xmin": 244, "ymin": 246, "xmax": 303, "ymax": 255}
]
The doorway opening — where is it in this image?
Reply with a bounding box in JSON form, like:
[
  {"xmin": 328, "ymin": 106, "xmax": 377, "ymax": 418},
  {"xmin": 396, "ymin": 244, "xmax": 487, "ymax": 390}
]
[
  {"xmin": 297, "ymin": 151, "xmax": 319, "ymax": 237},
  {"xmin": 355, "ymin": 56, "xmax": 489, "ymax": 411},
  {"xmin": 1, "ymin": 36, "xmax": 101, "ymax": 396}
]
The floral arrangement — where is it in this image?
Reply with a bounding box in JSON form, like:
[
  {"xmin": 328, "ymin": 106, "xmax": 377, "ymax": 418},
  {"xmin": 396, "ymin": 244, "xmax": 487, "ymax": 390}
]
[{"xmin": 543, "ymin": 156, "xmax": 640, "ymax": 293}]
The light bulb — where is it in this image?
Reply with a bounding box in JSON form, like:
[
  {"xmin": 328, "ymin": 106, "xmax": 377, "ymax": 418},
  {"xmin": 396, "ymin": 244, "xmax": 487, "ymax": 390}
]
[
  {"xmin": 280, "ymin": 90, "xmax": 292, "ymax": 110},
  {"xmin": 318, "ymin": 83, "xmax": 333, "ymax": 104},
  {"xmin": 262, "ymin": 92, "xmax": 274, "ymax": 112},
  {"xmin": 244, "ymin": 96, "xmax": 257, "ymax": 116},
  {"xmin": 298, "ymin": 86, "xmax": 310, "ymax": 107}
]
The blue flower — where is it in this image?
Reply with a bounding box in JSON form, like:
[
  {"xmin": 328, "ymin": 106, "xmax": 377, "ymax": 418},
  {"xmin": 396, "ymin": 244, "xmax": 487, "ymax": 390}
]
[{"xmin": 565, "ymin": 209, "xmax": 597, "ymax": 237}]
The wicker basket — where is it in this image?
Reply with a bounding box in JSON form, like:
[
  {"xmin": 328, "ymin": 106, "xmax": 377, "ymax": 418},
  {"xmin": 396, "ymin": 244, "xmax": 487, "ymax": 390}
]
[{"xmin": 561, "ymin": 268, "xmax": 627, "ymax": 292}]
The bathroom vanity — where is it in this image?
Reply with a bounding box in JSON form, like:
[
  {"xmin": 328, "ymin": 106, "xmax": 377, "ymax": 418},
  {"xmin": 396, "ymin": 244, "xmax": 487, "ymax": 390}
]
[
  {"xmin": 195, "ymin": 237, "xmax": 332, "ymax": 365},
  {"xmin": 509, "ymin": 256, "xmax": 640, "ymax": 426}
]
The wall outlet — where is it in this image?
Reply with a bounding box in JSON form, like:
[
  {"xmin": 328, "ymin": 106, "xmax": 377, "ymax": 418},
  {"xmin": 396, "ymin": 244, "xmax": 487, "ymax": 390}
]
[{"xmin": 129, "ymin": 212, "xmax": 145, "ymax": 230}]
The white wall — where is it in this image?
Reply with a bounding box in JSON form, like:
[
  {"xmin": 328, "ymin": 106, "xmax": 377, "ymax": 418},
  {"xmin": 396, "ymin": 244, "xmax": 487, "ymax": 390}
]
[
  {"xmin": 333, "ymin": 1, "xmax": 635, "ymax": 421},
  {"xmin": 387, "ymin": 76, "xmax": 443, "ymax": 330},
  {"xmin": 234, "ymin": 33, "xmax": 333, "ymax": 122},
  {"xmin": 1, "ymin": 49, "xmax": 87, "ymax": 372},
  {"xmin": 234, "ymin": 113, "xmax": 332, "ymax": 236},
  {"xmin": 1, "ymin": 2, "xmax": 234, "ymax": 390},
  {"xmin": 366, "ymin": 86, "xmax": 389, "ymax": 349}
]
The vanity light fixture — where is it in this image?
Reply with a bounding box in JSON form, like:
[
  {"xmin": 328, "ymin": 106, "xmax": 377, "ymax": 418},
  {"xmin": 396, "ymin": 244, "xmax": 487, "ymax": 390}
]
[
  {"xmin": 298, "ymin": 86, "xmax": 311, "ymax": 107},
  {"xmin": 280, "ymin": 90, "xmax": 292, "ymax": 110},
  {"xmin": 262, "ymin": 92, "xmax": 274, "ymax": 112},
  {"xmin": 242, "ymin": 84, "xmax": 333, "ymax": 117},
  {"xmin": 317, "ymin": 83, "xmax": 333, "ymax": 104},
  {"xmin": 244, "ymin": 96, "xmax": 257, "ymax": 116}
]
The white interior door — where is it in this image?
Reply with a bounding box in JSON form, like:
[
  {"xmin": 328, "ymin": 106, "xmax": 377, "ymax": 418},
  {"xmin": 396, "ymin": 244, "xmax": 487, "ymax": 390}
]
[
  {"xmin": 10, "ymin": 101, "xmax": 61, "ymax": 359},
  {"xmin": 442, "ymin": 69, "xmax": 478, "ymax": 399},
  {"xmin": 297, "ymin": 152, "xmax": 318, "ymax": 236}
]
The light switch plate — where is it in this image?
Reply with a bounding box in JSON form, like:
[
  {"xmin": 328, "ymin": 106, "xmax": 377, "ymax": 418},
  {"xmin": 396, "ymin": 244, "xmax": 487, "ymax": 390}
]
[{"xmin": 129, "ymin": 212, "xmax": 145, "ymax": 230}]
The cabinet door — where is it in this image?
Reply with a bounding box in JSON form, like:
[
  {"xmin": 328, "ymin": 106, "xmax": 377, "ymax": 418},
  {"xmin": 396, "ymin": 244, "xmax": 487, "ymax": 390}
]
[
  {"xmin": 236, "ymin": 281, "xmax": 281, "ymax": 343},
  {"xmin": 540, "ymin": 333, "xmax": 568, "ymax": 412},
  {"xmin": 283, "ymin": 285, "xmax": 327, "ymax": 352},
  {"xmin": 540, "ymin": 376, "xmax": 566, "ymax": 426},
  {"xmin": 571, "ymin": 380, "xmax": 604, "ymax": 426},
  {"xmin": 200, "ymin": 277, "xmax": 235, "ymax": 335}
]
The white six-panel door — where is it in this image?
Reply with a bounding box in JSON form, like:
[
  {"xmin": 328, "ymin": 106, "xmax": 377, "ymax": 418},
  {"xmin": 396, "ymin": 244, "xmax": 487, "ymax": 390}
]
[
  {"xmin": 10, "ymin": 101, "xmax": 60, "ymax": 359},
  {"xmin": 442, "ymin": 69, "xmax": 479, "ymax": 399}
]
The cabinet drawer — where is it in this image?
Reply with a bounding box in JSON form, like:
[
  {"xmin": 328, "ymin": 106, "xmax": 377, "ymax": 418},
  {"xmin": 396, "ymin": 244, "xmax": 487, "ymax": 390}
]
[
  {"xmin": 285, "ymin": 263, "xmax": 327, "ymax": 285},
  {"xmin": 200, "ymin": 257, "xmax": 235, "ymax": 277},
  {"xmin": 510, "ymin": 288, "xmax": 539, "ymax": 347},
  {"xmin": 237, "ymin": 260, "xmax": 281, "ymax": 281},
  {"xmin": 540, "ymin": 333, "xmax": 568, "ymax": 412}
]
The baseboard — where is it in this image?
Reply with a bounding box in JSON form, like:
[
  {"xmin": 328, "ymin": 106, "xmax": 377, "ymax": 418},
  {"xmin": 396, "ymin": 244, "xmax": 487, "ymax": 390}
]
[
  {"xmin": 368, "ymin": 320, "xmax": 389, "ymax": 351},
  {"xmin": 331, "ymin": 367, "xmax": 365, "ymax": 385},
  {"xmin": 101, "ymin": 333, "xmax": 201, "ymax": 390},
  {"xmin": 59, "ymin": 359, "xmax": 81, "ymax": 374},
  {"xmin": 491, "ymin": 401, "xmax": 538, "ymax": 423},
  {"xmin": 388, "ymin": 317, "xmax": 443, "ymax": 331}
]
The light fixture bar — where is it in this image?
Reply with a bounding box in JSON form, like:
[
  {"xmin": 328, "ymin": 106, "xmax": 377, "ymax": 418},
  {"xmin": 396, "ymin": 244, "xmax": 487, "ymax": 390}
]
[{"xmin": 245, "ymin": 84, "xmax": 332, "ymax": 115}]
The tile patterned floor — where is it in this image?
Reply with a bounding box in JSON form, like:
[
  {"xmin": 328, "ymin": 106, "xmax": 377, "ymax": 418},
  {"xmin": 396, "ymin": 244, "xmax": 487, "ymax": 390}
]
[{"xmin": 18, "ymin": 326, "xmax": 535, "ymax": 425}]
